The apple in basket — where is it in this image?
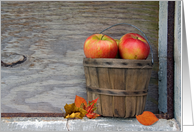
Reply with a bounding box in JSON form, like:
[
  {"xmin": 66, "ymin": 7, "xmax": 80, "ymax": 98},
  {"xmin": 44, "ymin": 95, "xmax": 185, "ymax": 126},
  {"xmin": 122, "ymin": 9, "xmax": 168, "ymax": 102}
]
[
  {"xmin": 119, "ymin": 33, "xmax": 150, "ymax": 60},
  {"xmin": 83, "ymin": 34, "xmax": 118, "ymax": 58}
]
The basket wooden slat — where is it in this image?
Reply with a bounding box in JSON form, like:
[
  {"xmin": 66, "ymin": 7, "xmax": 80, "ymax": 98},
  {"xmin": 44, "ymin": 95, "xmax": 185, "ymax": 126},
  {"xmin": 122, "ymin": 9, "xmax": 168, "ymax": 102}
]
[
  {"xmin": 125, "ymin": 69, "xmax": 137, "ymax": 117},
  {"xmin": 98, "ymin": 67, "xmax": 113, "ymax": 116},
  {"xmin": 109, "ymin": 68, "xmax": 126, "ymax": 117},
  {"xmin": 83, "ymin": 58, "xmax": 153, "ymax": 118}
]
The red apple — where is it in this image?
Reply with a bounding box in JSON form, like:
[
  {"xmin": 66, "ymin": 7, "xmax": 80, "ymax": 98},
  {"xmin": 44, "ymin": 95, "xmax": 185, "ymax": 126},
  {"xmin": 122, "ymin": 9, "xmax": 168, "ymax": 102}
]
[
  {"xmin": 84, "ymin": 34, "xmax": 118, "ymax": 58},
  {"xmin": 119, "ymin": 33, "xmax": 150, "ymax": 60}
]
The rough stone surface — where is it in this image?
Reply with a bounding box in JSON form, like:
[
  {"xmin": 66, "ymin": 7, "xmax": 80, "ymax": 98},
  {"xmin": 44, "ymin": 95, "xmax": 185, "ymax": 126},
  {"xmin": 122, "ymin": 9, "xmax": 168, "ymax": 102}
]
[{"xmin": 1, "ymin": 117, "xmax": 180, "ymax": 131}]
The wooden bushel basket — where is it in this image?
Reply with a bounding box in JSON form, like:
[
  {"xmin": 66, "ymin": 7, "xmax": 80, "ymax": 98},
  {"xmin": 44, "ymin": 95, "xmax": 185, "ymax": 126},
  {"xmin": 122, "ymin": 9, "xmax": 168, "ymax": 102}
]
[{"xmin": 83, "ymin": 23, "xmax": 154, "ymax": 118}]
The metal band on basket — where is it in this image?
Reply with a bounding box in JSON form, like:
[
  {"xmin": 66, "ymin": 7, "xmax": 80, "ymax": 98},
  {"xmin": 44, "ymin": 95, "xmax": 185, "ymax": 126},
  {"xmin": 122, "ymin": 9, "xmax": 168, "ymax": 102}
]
[{"xmin": 86, "ymin": 86, "xmax": 148, "ymax": 96}]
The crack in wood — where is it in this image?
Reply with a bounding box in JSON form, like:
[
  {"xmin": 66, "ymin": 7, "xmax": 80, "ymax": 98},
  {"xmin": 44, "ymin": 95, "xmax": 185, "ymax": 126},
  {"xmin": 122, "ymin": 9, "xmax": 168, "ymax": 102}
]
[{"xmin": 66, "ymin": 118, "xmax": 70, "ymax": 131}]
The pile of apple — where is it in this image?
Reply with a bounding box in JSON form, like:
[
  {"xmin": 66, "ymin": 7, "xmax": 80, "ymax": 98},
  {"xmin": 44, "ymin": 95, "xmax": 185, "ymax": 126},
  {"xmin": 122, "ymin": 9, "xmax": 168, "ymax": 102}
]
[{"xmin": 83, "ymin": 33, "xmax": 150, "ymax": 60}]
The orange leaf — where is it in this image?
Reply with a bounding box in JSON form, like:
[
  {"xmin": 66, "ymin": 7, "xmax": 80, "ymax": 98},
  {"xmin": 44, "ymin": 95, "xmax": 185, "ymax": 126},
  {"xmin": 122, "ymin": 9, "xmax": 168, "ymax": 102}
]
[
  {"xmin": 136, "ymin": 111, "xmax": 159, "ymax": 126},
  {"xmin": 74, "ymin": 95, "xmax": 87, "ymax": 108},
  {"xmin": 74, "ymin": 95, "xmax": 100, "ymax": 119}
]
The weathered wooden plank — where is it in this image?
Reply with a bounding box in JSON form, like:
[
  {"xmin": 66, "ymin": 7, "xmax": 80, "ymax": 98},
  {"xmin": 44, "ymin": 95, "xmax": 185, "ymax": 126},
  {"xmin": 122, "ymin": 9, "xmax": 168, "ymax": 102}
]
[
  {"xmin": 1, "ymin": 1, "xmax": 159, "ymax": 113},
  {"xmin": 109, "ymin": 68, "xmax": 126, "ymax": 117},
  {"xmin": 97, "ymin": 68, "xmax": 113, "ymax": 116},
  {"xmin": 142, "ymin": 69, "xmax": 153, "ymax": 111},
  {"xmin": 135, "ymin": 68, "xmax": 151, "ymax": 115},
  {"xmin": 87, "ymin": 67, "xmax": 102, "ymax": 114},
  {"xmin": 125, "ymin": 69, "xmax": 138, "ymax": 117},
  {"xmin": 83, "ymin": 58, "xmax": 153, "ymax": 69},
  {"xmin": 83, "ymin": 66, "xmax": 92, "ymax": 110}
]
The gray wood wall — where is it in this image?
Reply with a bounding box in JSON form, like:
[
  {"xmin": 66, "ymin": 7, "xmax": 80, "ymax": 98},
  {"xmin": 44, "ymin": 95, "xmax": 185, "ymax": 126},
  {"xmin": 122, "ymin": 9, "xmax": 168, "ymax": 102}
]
[{"xmin": 1, "ymin": 1, "xmax": 159, "ymax": 114}]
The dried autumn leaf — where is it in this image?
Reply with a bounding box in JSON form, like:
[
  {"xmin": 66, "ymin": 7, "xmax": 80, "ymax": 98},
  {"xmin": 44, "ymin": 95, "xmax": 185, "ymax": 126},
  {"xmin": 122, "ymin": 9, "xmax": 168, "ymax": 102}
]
[
  {"xmin": 86, "ymin": 112, "xmax": 100, "ymax": 119},
  {"xmin": 64, "ymin": 103, "xmax": 87, "ymax": 119},
  {"xmin": 66, "ymin": 112, "xmax": 81, "ymax": 119},
  {"xmin": 72, "ymin": 95, "xmax": 100, "ymax": 119},
  {"xmin": 136, "ymin": 111, "xmax": 159, "ymax": 126},
  {"xmin": 74, "ymin": 95, "xmax": 87, "ymax": 108},
  {"xmin": 85, "ymin": 97, "xmax": 100, "ymax": 119},
  {"xmin": 86, "ymin": 97, "xmax": 99, "ymax": 114}
]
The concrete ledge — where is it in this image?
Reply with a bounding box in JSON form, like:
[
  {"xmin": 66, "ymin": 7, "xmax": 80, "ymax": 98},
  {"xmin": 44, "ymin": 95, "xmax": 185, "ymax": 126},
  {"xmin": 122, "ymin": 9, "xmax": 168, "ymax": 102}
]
[{"xmin": 1, "ymin": 117, "xmax": 180, "ymax": 131}]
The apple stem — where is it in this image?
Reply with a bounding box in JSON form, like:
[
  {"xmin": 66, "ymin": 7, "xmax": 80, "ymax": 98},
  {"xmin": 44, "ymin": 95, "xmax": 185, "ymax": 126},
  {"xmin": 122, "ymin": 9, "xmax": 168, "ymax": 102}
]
[{"xmin": 101, "ymin": 34, "xmax": 105, "ymax": 40}]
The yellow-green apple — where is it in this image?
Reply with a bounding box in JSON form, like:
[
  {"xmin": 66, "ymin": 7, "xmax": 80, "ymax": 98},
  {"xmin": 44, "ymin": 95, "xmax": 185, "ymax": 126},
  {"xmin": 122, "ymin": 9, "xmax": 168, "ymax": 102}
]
[
  {"xmin": 84, "ymin": 34, "xmax": 118, "ymax": 58},
  {"xmin": 119, "ymin": 33, "xmax": 150, "ymax": 60}
]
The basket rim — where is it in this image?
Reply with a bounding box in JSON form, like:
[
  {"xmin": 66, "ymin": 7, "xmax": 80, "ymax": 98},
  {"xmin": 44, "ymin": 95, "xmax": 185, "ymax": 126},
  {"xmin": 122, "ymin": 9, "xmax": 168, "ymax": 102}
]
[
  {"xmin": 83, "ymin": 57, "xmax": 153, "ymax": 69},
  {"xmin": 83, "ymin": 57, "xmax": 152, "ymax": 63}
]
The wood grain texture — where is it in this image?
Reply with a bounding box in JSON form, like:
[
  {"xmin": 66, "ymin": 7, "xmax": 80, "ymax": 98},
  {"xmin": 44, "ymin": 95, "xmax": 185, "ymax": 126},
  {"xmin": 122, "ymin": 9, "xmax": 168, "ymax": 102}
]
[
  {"xmin": 1, "ymin": 1, "xmax": 159, "ymax": 113},
  {"xmin": 98, "ymin": 68, "xmax": 113, "ymax": 116},
  {"xmin": 88, "ymin": 67, "xmax": 102, "ymax": 114},
  {"xmin": 109, "ymin": 68, "xmax": 126, "ymax": 117}
]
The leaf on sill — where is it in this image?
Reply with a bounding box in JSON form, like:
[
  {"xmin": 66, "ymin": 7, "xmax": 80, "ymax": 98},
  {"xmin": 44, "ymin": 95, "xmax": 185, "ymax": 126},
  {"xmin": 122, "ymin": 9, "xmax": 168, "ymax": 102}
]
[
  {"xmin": 136, "ymin": 111, "xmax": 159, "ymax": 126},
  {"xmin": 66, "ymin": 112, "xmax": 81, "ymax": 119},
  {"xmin": 62, "ymin": 95, "xmax": 100, "ymax": 119},
  {"xmin": 64, "ymin": 103, "xmax": 87, "ymax": 119},
  {"xmin": 85, "ymin": 97, "xmax": 100, "ymax": 119},
  {"xmin": 74, "ymin": 95, "xmax": 87, "ymax": 108},
  {"xmin": 86, "ymin": 112, "xmax": 100, "ymax": 119},
  {"xmin": 86, "ymin": 98, "xmax": 98, "ymax": 114}
]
